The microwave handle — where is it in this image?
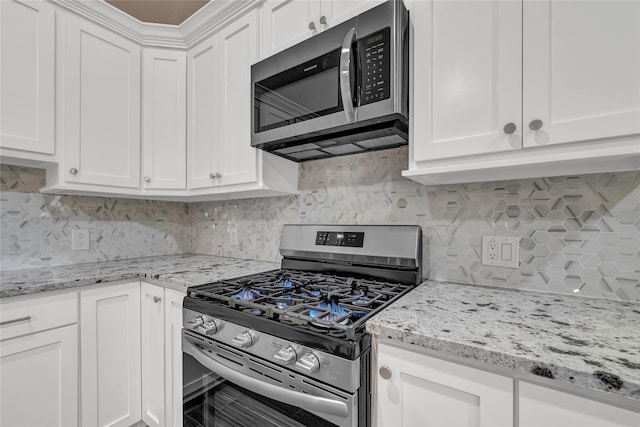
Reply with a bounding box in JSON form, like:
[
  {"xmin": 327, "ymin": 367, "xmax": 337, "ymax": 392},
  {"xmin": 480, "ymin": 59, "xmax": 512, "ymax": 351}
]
[
  {"xmin": 183, "ymin": 336, "xmax": 349, "ymax": 418},
  {"xmin": 340, "ymin": 27, "xmax": 357, "ymax": 122}
]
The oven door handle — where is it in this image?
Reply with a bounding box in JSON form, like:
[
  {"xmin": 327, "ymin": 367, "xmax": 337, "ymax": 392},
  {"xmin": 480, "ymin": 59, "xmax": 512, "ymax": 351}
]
[
  {"xmin": 183, "ymin": 338, "xmax": 350, "ymax": 418},
  {"xmin": 340, "ymin": 27, "xmax": 357, "ymax": 123}
]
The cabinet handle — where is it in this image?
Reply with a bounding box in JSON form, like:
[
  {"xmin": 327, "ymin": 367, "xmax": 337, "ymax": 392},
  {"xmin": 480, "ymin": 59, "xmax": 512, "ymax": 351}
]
[
  {"xmin": 319, "ymin": 16, "xmax": 327, "ymax": 25},
  {"xmin": 528, "ymin": 119, "xmax": 543, "ymax": 131},
  {"xmin": 153, "ymin": 296, "xmax": 161, "ymax": 303},
  {"xmin": 308, "ymin": 21, "xmax": 316, "ymax": 31},
  {"xmin": 144, "ymin": 176, "xmax": 151, "ymax": 183},
  {"xmin": 70, "ymin": 168, "xmax": 78, "ymax": 175},
  {"xmin": 503, "ymin": 123, "xmax": 517, "ymax": 134},
  {"xmin": 379, "ymin": 365, "xmax": 392, "ymax": 380},
  {"xmin": 0, "ymin": 316, "xmax": 32, "ymax": 326}
]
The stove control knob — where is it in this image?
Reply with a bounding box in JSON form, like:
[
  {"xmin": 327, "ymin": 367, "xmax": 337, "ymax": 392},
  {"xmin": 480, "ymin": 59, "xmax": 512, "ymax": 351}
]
[
  {"xmin": 274, "ymin": 346, "xmax": 297, "ymax": 365},
  {"xmin": 187, "ymin": 316, "xmax": 204, "ymax": 329},
  {"xmin": 295, "ymin": 353, "xmax": 320, "ymax": 374},
  {"xmin": 231, "ymin": 331, "xmax": 254, "ymax": 348},
  {"xmin": 198, "ymin": 318, "xmax": 218, "ymax": 336}
]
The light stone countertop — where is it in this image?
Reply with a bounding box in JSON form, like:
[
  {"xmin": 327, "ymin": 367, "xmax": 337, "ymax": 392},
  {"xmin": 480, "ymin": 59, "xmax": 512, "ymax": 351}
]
[
  {"xmin": 366, "ymin": 281, "xmax": 640, "ymax": 403},
  {"xmin": 0, "ymin": 253, "xmax": 279, "ymax": 298}
]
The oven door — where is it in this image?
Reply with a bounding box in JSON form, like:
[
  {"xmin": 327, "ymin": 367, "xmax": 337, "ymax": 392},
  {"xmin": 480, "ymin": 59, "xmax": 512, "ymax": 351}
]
[{"xmin": 182, "ymin": 330, "xmax": 358, "ymax": 427}]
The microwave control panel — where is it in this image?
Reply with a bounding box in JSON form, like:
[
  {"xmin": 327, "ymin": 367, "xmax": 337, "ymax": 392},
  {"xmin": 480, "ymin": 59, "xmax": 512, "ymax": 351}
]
[{"xmin": 359, "ymin": 27, "xmax": 391, "ymax": 106}]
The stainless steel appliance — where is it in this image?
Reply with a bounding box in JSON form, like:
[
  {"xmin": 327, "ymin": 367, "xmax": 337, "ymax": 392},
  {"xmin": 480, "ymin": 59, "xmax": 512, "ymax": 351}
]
[
  {"xmin": 251, "ymin": 1, "xmax": 409, "ymax": 162},
  {"xmin": 182, "ymin": 224, "xmax": 422, "ymax": 427}
]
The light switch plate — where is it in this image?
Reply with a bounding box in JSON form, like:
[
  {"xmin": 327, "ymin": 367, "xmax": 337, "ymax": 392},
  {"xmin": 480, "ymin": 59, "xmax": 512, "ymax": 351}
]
[
  {"xmin": 481, "ymin": 235, "xmax": 519, "ymax": 268},
  {"xmin": 72, "ymin": 229, "xmax": 90, "ymax": 251}
]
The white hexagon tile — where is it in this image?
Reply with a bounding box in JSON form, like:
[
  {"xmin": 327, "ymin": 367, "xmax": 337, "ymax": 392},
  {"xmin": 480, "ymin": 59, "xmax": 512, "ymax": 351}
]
[
  {"xmin": 189, "ymin": 147, "xmax": 640, "ymax": 302},
  {"xmin": 1, "ymin": 164, "xmax": 189, "ymax": 270}
]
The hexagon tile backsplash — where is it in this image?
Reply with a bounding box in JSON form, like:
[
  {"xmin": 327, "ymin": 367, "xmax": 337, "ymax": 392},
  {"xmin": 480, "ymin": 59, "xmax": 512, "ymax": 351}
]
[
  {"xmin": 2, "ymin": 147, "xmax": 639, "ymax": 301},
  {"xmin": 1, "ymin": 164, "xmax": 189, "ymax": 270},
  {"xmin": 190, "ymin": 147, "xmax": 640, "ymax": 302}
]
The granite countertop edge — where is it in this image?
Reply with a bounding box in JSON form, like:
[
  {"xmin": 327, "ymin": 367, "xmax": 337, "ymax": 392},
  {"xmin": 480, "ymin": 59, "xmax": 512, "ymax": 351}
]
[{"xmin": 366, "ymin": 280, "xmax": 640, "ymax": 404}]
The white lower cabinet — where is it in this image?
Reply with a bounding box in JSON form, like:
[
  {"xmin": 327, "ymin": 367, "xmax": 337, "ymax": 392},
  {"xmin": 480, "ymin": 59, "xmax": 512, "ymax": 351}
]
[
  {"xmin": 518, "ymin": 381, "xmax": 640, "ymax": 427},
  {"xmin": 141, "ymin": 282, "xmax": 185, "ymax": 427},
  {"xmin": 376, "ymin": 341, "xmax": 512, "ymax": 427},
  {"xmin": 0, "ymin": 293, "xmax": 79, "ymax": 427},
  {"xmin": 80, "ymin": 282, "xmax": 142, "ymax": 427}
]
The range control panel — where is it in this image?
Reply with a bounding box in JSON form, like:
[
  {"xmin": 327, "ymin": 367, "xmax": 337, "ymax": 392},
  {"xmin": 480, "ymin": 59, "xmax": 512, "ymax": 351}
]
[
  {"xmin": 315, "ymin": 231, "xmax": 365, "ymax": 247},
  {"xmin": 359, "ymin": 27, "xmax": 391, "ymax": 105}
]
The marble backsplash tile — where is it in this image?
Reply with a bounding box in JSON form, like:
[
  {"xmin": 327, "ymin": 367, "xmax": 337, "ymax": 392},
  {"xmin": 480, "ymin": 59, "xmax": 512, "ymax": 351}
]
[
  {"xmin": 1, "ymin": 164, "xmax": 189, "ymax": 270},
  {"xmin": 190, "ymin": 147, "xmax": 640, "ymax": 301}
]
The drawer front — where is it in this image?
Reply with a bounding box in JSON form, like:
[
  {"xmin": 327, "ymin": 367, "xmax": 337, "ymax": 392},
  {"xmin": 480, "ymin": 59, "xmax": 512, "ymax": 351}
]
[{"xmin": 1, "ymin": 292, "xmax": 78, "ymax": 340}]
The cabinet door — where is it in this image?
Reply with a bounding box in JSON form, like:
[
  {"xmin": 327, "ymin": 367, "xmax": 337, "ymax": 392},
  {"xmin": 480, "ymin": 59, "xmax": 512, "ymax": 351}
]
[
  {"xmin": 519, "ymin": 381, "xmax": 639, "ymax": 427},
  {"xmin": 187, "ymin": 35, "xmax": 218, "ymax": 190},
  {"xmin": 376, "ymin": 342, "xmax": 512, "ymax": 427},
  {"xmin": 164, "ymin": 288, "xmax": 185, "ymax": 427},
  {"xmin": 215, "ymin": 9, "xmax": 259, "ymax": 186},
  {"xmin": 142, "ymin": 48, "xmax": 187, "ymax": 190},
  {"xmin": 64, "ymin": 15, "xmax": 141, "ymax": 188},
  {"xmin": 260, "ymin": 0, "xmax": 321, "ymax": 59},
  {"xmin": 0, "ymin": 0, "xmax": 55, "ymax": 155},
  {"xmin": 412, "ymin": 0, "xmax": 522, "ymax": 162},
  {"xmin": 0, "ymin": 325, "xmax": 78, "ymax": 427},
  {"xmin": 141, "ymin": 283, "xmax": 166, "ymax": 427},
  {"xmin": 523, "ymin": 0, "xmax": 640, "ymax": 148},
  {"xmin": 81, "ymin": 282, "xmax": 141, "ymax": 427},
  {"xmin": 320, "ymin": 0, "xmax": 384, "ymax": 29}
]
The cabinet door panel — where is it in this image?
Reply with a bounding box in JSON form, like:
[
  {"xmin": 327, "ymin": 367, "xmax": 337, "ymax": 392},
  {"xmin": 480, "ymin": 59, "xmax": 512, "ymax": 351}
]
[
  {"xmin": 260, "ymin": 0, "xmax": 321, "ymax": 59},
  {"xmin": 523, "ymin": 0, "xmax": 640, "ymax": 147},
  {"xmin": 320, "ymin": 0, "xmax": 383, "ymax": 29},
  {"xmin": 216, "ymin": 10, "xmax": 258, "ymax": 186},
  {"xmin": 412, "ymin": 0, "xmax": 522, "ymax": 162},
  {"xmin": 141, "ymin": 283, "xmax": 166, "ymax": 427},
  {"xmin": 165, "ymin": 289, "xmax": 185, "ymax": 427},
  {"xmin": 187, "ymin": 37, "xmax": 218, "ymax": 189},
  {"xmin": 143, "ymin": 49, "xmax": 187, "ymax": 190},
  {"xmin": 0, "ymin": 325, "xmax": 78, "ymax": 427},
  {"xmin": 376, "ymin": 342, "xmax": 512, "ymax": 427},
  {"xmin": 0, "ymin": 0, "xmax": 55, "ymax": 155},
  {"xmin": 519, "ymin": 381, "xmax": 639, "ymax": 427},
  {"xmin": 65, "ymin": 16, "xmax": 140, "ymax": 188},
  {"xmin": 81, "ymin": 282, "xmax": 141, "ymax": 427}
]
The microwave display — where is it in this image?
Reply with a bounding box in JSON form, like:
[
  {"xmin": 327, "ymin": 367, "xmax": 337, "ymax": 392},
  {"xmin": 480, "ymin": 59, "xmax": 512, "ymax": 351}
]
[{"xmin": 359, "ymin": 27, "xmax": 391, "ymax": 106}]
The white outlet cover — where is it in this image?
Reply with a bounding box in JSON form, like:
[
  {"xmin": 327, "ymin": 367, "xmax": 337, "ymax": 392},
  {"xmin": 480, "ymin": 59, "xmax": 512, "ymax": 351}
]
[
  {"xmin": 481, "ymin": 235, "xmax": 519, "ymax": 268},
  {"xmin": 72, "ymin": 229, "xmax": 90, "ymax": 251}
]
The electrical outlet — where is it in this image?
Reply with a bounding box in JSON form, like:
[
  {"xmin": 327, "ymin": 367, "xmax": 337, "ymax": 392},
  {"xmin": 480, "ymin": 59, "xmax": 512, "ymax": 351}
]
[
  {"xmin": 72, "ymin": 229, "xmax": 90, "ymax": 251},
  {"xmin": 481, "ymin": 235, "xmax": 519, "ymax": 268},
  {"xmin": 230, "ymin": 226, "xmax": 239, "ymax": 246}
]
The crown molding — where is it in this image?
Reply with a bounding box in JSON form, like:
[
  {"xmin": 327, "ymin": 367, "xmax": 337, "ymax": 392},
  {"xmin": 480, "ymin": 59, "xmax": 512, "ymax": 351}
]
[{"xmin": 51, "ymin": 0, "xmax": 263, "ymax": 49}]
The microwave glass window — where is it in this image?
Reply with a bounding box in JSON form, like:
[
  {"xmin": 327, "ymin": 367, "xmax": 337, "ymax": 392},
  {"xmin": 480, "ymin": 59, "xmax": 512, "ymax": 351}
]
[{"xmin": 255, "ymin": 49, "xmax": 343, "ymax": 133}]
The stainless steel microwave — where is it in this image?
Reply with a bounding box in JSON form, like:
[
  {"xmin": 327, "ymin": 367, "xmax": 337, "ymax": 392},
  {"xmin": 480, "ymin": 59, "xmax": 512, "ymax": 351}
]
[{"xmin": 251, "ymin": 0, "xmax": 409, "ymax": 162}]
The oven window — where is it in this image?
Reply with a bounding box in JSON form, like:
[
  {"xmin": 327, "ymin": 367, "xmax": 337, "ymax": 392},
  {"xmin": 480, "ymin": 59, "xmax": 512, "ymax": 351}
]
[
  {"xmin": 254, "ymin": 48, "xmax": 343, "ymax": 133},
  {"xmin": 183, "ymin": 354, "xmax": 338, "ymax": 427}
]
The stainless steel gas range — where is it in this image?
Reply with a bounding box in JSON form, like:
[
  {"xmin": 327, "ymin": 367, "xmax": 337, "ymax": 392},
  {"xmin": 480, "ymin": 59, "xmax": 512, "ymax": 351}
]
[{"xmin": 182, "ymin": 224, "xmax": 422, "ymax": 427}]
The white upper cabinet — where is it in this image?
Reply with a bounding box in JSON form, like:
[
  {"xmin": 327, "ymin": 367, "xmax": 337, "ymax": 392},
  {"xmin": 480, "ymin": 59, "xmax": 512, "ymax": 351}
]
[
  {"xmin": 142, "ymin": 48, "xmax": 187, "ymax": 191},
  {"xmin": 64, "ymin": 14, "xmax": 141, "ymax": 188},
  {"xmin": 215, "ymin": 11, "xmax": 259, "ymax": 187},
  {"xmin": 412, "ymin": 0, "xmax": 522, "ymax": 162},
  {"xmin": 259, "ymin": 0, "xmax": 382, "ymax": 59},
  {"xmin": 523, "ymin": 0, "xmax": 640, "ymax": 148},
  {"xmin": 0, "ymin": 0, "xmax": 55, "ymax": 159}
]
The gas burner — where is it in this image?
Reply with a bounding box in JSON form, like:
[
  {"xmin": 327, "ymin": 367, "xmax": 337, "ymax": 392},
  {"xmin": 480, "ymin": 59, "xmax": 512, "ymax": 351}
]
[{"xmin": 232, "ymin": 287, "xmax": 260, "ymax": 301}]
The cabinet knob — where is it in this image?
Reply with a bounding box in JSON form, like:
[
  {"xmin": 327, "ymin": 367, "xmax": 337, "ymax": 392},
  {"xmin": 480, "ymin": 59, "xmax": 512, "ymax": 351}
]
[
  {"xmin": 319, "ymin": 15, "xmax": 327, "ymax": 25},
  {"xmin": 70, "ymin": 168, "xmax": 78, "ymax": 175},
  {"xmin": 503, "ymin": 122, "xmax": 517, "ymax": 134},
  {"xmin": 528, "ymin": 119, "xmax": 543, "ymax": 131},
  {"xmin": 153, "ymin": 296, "xmax": 161, "ymax": 303},
  {"xmin": 215, "ymin": 172, "xmax": 222, "ymax": 180},
  {"xmin": 379, "ymin": 365, "xmax": 392, "ymax": 380},
  {"xmin": 209, "ymin": 173, "xmax": 215, "ymax": 179},
  {"xmin": 309, "ymin": 21, "xmax": 316, "ymax": 31},
  {"xmin": 144, "ymin": 176, "xmax": 151, "ymax": 183}
]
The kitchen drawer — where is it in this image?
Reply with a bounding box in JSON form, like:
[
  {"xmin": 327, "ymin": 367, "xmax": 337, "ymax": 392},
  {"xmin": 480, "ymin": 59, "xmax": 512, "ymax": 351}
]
[{"xmin": 0, "ymin": 292, "xmax": 78, "ymax": 340}]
